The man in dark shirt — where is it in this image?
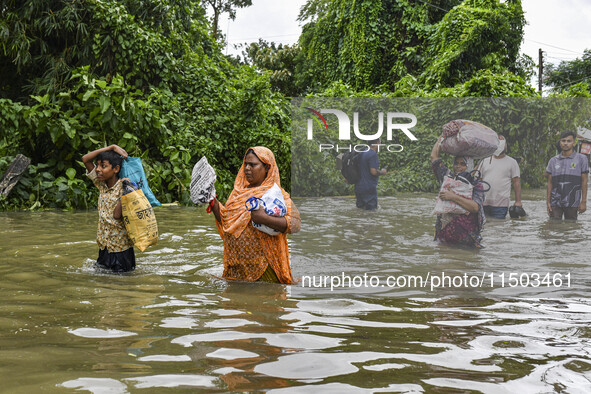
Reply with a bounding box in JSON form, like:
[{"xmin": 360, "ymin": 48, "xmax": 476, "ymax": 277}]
[
  {"xmin": 355, "ymin": 138, "xmax": 387, "ymax": 210},
  {"xmin": 546, "ymin": 130, "xmax": 589, "ymax": 220}
]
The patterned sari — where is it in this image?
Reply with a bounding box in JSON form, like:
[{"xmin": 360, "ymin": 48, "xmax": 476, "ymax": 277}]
[{"xmin": 216, "ymin": 147, "xmax": 301, "ymax": 284}]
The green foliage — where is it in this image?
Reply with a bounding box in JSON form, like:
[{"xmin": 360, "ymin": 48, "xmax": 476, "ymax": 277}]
[
  {"xmin": 561, "ymin": 82, "xmax": 591, "ymax": 98},
  {"xmin": 297, "ymin": 0, "xmax": 530, "ymax": 94},
  {"xmin": 239, "ymin": 40, "xmax": 308, "ymax": 97},
  {"xmin": 0, "ymin": 61, "xmax": 291, "ymax": 209},
  {"xmin": 299, "ymin": 0, "xmax": 443, "ymax": 91},
  {"xmin": 246, "ymin": 0, "xmax": 536, "ymax": 100},
  {"xmin": 440, "ymin": 70, "xmax": 537, "ymax": 97},
  {"xmin": 545, "ymin": 50, "xmax": 591, "ymax": 94},
  {"xmin": 0, "ymin": 156, "xmax": 92, "ymax": 210},
  {"xmin": 420, "ymin": 0, "xmax": 527, "ymax": 89},
  {"xmin": 285, "ymin": 0, "xmax": 557, "ymax": 198},
  {"xmin": 0, "ymin": 1, "xmax": 291, "ymax": 211},
  {"xmin": 0, "ymin": 0, "xmax": 214, "ymax": 99},
  {"xmin": 392, "ymin": 69, "xmax": 537, "ymax": 98}
]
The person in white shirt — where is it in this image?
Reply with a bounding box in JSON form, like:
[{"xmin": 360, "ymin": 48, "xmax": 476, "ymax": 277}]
[{"xmin": 480, "ymin": 136, "xmax": 523, "ymax": 219}]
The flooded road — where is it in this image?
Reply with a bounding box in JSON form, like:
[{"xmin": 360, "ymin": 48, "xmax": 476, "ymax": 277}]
[{"xmin": 1, "ymin": 191, "xmax": 590, "ymax": 392}]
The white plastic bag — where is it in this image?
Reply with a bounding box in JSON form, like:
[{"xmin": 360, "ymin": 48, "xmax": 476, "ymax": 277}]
[
  {"xmin": 190, "ymin": 157, "xmax": 216, "ymax": 205},
  {"xmin": 440, "ymin": 120, "xmax": 499, "ymax": 159},
  {"xmin": 245, "ymin": 184, "xmax": 287, "ymax": 236},
  {"xmin": 433, "ymin": 175, "xmax": 473, "ymax": 215}
]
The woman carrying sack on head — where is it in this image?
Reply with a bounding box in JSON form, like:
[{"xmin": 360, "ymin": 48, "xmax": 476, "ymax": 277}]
[
  {"xmin": 209, "ymin": 147, "xmax": 301, "ymax": 284},
  {"xmin": 430, "ymin": 137, "xmax": 486, "ymax": 248}
]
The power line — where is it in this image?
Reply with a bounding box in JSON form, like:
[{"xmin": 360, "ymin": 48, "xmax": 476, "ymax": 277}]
[
  {"xmin": 525, "ymin": 39, "xmax": 582, "ymax": 55},
  {"xmin": 545, "ymin": 55, "xmax": 580, "ymax": 62},
  {"xmin": 415, "ymin": 0, "xmax": 450, "ymax": 12},
  {"xmin": 227, "ymin": 33, "xmax": 301, "ymax": 43},
  {"xmin": 410, "ymin": 3, "xmax": 587, "ymax": 60},
  {"xmin": 545, "ymin": 51, "xmax": 582, "ymax": 57}
]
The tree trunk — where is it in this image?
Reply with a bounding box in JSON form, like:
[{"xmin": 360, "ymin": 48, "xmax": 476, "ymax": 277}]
[
  {"xmin": 212, "ymin": 8, "xmax": 219, "ymax": 40},
  {"xmin": 0, "ymin": 154, "xmax": 31, "ymax": 197}
]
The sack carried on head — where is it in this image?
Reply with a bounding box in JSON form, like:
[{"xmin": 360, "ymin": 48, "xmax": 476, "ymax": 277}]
[
  {"xmin": 190, "ymin": 156, "xmax": 217, "ymax": 205},
  {"xmin": 121, "ymin": 181, "xmax": 158, "ymax": 251},
  {"xmin": 120, "ymin": 157, "xmax": 161, "ymax": 207},
  {"xmin": 244, "ymin": 183, "xmax": 287, "ymax": 236},
  {"xmin": 440, "ymin": 120, "xmax": 499, "ymax": 159},
  {"xmin": 433, "ymin": 174, "xmax": 474, "ymax": 215}
]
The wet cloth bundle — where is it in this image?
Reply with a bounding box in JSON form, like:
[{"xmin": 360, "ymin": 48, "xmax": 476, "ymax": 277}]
[
  {"xmin": 433, "ymin": 174, "xmax": 474, "ymax": 215},
  {"xmin": 190, "ymin": 156, "xmax": 217, "ymax": 205},
  {"xmin": 119, "ymin": 157, "xmax": 161, "ymax": 207},
  {"xmin": 245, "ymin": 183, "xmax": 287, "ymax": 235},
  {"xmin": 440, "ymin": 120, "xmax": 499, "ymax": 159},
  {"xmin": 121, "ymin": 181, "xmax": 158, "ymax": 252}
]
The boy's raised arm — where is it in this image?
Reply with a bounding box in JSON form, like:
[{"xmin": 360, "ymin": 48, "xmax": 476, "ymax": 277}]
[{"xmin": 82, "ymin": 145, "xmax": 128, "ymax": 173}]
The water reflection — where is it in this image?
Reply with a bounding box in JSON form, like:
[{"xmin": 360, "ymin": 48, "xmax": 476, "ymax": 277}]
[{"xmin": 180, "ymin": 282, "xmax": 298, "ymax": 391}]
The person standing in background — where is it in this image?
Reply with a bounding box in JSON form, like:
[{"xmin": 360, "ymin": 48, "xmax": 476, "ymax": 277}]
[
  {"xmin": 355, "ymin": 138, "xmax": 387, "ymax": 210},
  {"xmin": 545, "ymin": 131, "xmax": 588, "ymax": 220},
  {"xmin": 480, "ymin": 136, "xmax": 523, "ymax": 219}
]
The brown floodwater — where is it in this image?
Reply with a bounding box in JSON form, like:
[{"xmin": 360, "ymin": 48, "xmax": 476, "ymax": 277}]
[{"xmin": 1, "ymin": 190, "xmax": 590, "ymax": 393}]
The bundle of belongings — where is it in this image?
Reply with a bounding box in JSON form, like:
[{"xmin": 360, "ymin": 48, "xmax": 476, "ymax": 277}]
[
  {"xmin": 245, "ymin": 184, "xmax": 287, "ymax": 236},
  {"xmin": 120, "ymin": 157, "xmax": 161, "ymax": 206},
  {"xmin": 440, "ymin": 120, "xmax": 499, "ymax": 159},
  {"xmin": 121, "ymin": 180, "xmax": 158, "ymax": 251},
  {"xmin": 509, "ymin": 205, "xmax": 527, "ymax": 219},
  {"xmin": 433, "ymin": 171, "xmax": 479, "ymax": 215},
  {"xmin": 191, "ymin": 157, "xmax": 217, "ymax": 205}
]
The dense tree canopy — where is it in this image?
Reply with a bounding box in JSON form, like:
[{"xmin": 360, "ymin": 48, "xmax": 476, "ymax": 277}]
[
  {"xmin": 545, "ymin": 49, "xmax": 591, "ymax": 95},
  {"xmin": 418, "ymin": 0, "xmax": 527, "ymax": 89},
  {"xmin": 297, "ymin": 0, "xmax": 458, "ymax": 91},
  {"xmin": 239, "ymin": 39, "xmax": 307, "ymax": 97},
  {"xmin": 0, "ymin": 0, "xmax": 291, "ymax": 210},
  {"xmin": 0, "ymin": 0, "xmax": 216, "ymax": 99},
  {"xmin": 296, "ymin": 0, "xmax": 530, "ymax": 94}
]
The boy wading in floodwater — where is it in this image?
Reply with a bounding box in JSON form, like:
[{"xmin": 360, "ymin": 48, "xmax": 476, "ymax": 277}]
[{"xmin": 82, "ymin": 145, "xmax": 135, "ymax": 272}]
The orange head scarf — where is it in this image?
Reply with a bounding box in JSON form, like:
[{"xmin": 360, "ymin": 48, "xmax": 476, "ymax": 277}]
[{"xmin": 220, "ymin": 146, "xmax": 283, "ymax": 237}]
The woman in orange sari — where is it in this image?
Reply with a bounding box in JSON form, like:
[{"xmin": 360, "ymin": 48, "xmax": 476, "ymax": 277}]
[{"xmin": 210, "ymin": 147, "xmax": 300, "ymax": 284}]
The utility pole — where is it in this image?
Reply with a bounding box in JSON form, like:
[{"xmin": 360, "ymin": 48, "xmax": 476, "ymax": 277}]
[{"xmin": 538, "ymin": 48, "xmax": 544, "ymax": 93}]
